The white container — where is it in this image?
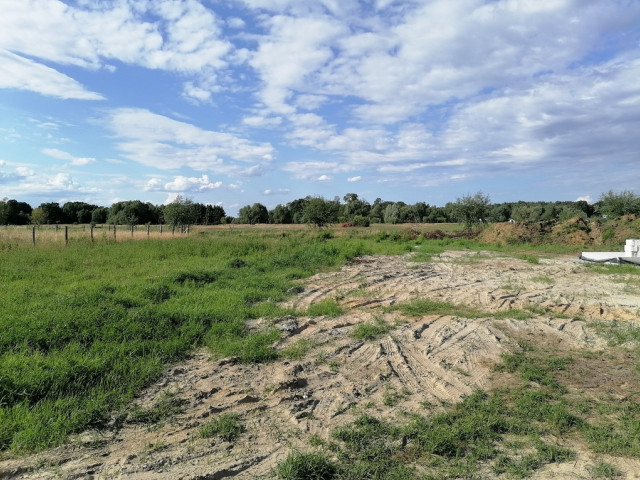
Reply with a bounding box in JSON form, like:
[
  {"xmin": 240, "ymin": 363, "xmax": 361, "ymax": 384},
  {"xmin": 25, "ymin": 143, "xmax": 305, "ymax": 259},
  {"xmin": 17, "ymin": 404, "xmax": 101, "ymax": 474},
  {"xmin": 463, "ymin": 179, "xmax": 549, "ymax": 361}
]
[{"xmin": 624, "ymin": 239, "xmax": 640, "ymax": 257}]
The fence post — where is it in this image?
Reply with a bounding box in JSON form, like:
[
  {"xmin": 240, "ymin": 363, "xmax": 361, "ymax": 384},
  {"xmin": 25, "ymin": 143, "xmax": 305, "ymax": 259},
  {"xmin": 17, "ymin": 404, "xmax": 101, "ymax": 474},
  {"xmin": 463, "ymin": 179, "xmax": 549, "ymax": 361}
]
[
  {"xmin": 65, "ymin": 226, "xmax": 68, "ymax": 245},
  {"xmin": 147, "ymin": 224, "xmax": 150, "ymax": 237},
  {"xmin": 131, "ymin": 224, "xmax": 134, "ymax": 238},
  {"xmin": 32, "ymin": 226, "xmax": 36, "ymax": 245},
  {"xmin": 114, "ymin": 224, "xmax": 117, "ymax": 241},
  {"xmin": 172, "ymin": 226, "xmax": 175, "ymax": 236},
  {"xmin": 160, "ymin": 224, "xmax": 163, "ymax": 235},
  {"xmin": 90, "ymin": 225, "xmax": 94, "ymax": 243}
]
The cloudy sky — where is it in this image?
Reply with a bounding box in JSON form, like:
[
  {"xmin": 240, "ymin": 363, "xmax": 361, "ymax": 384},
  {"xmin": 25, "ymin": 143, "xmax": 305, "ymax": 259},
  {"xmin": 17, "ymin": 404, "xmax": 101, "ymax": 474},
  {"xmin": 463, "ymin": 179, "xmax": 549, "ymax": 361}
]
[{"xmin": 1, "ymin": 0, "xmax": 639, "ymax": 214}]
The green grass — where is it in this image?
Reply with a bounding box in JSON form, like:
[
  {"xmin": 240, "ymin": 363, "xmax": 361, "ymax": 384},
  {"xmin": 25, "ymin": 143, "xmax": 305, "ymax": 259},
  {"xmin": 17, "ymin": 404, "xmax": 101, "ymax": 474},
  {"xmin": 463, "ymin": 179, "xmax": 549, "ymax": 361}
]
[
  {"xmin": 385, "ymin": 298, "xmax": 534, "ymax": 321},
  {"xmin": 277, "ymin": 342, "xmax": 640, "ymax": 479},
  {"xmin": 350, "ymin": 317, "xmax": 393, "ymax": 340},
  {"xmin": 199, "ymin": 413, "xmax": 244, "ymax": 442},
  {"xmin": 126, "ymin": 391, "xmax": 184, "ymax": 426},
  {"xmin": 1, "ymin": 228, "xmax": 463, "ymax": 455},
  {"xmin": 275, "ymin": 451, "xmax": 337, "ymax": 480}
]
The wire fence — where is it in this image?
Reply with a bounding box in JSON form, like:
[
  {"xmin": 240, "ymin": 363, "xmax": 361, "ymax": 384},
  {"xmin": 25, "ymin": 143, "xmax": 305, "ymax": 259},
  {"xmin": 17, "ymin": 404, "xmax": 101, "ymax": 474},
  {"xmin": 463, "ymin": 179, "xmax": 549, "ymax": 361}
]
[{"xmin": 0, "ymin": 224, "xmax": 192, "ymax": 246}]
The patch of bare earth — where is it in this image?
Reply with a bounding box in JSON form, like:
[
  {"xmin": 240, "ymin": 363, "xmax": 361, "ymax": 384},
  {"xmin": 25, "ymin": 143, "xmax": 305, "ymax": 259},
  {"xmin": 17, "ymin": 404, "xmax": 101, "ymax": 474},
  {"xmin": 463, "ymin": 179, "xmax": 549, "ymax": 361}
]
[{"xmin": 3, "ymin": 251, "xmax": 640, "ymax": 479}]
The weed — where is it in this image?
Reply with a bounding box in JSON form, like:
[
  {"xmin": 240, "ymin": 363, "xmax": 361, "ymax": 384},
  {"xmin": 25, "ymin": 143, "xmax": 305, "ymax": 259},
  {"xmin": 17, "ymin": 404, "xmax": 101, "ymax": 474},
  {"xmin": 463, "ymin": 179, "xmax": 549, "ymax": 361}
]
[
  {"xmin": 280, "ymin": 339, "xmax": 316, "ymax": 361},
  {"xmin": 591, "ymin": 461, "xmax": 620, "ymax": 479},
  {"xmin": 517, "ymin": 254, "xmax": 540, "ymax": 264},
  {"xmin": 351, "ymin": 317, "xmax": 392, "ymax": 340},
  {"xmin": 306, "ymin": 299, "xmax": 343, "ymax": 317},
  {"xmin": 275, "ymin": 451, "xmax": 337, "ymax": 480},
  {"xmin": 531, "ymin": 275, "xmax": 555, "ymax": 284},
  {"xmin": 127, "ymin": 391, "xmax": 184, "ymax": 426},
  {"xmin": 199, "ymin": 413, "xmax": 244, "ymax": 442}
]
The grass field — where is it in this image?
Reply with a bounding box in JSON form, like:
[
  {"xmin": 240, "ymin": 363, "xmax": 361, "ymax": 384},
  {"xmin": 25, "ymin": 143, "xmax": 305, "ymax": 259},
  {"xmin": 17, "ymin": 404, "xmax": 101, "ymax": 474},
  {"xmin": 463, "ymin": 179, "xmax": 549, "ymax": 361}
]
[
  {"xmin": 1, "ymin": 225, "xmax": 468, "ymax": 454},
  {"xmin": 4, "ymin": 223, "xmax": 630, "ymax": 479}
]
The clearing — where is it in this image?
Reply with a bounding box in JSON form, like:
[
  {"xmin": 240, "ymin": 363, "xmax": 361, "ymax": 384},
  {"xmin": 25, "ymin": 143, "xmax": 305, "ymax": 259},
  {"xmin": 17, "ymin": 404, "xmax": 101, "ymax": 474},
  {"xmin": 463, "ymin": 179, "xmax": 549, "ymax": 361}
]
[{"xmin": 2, "ymin": 249, "xmax": 640, "ymax": 479}]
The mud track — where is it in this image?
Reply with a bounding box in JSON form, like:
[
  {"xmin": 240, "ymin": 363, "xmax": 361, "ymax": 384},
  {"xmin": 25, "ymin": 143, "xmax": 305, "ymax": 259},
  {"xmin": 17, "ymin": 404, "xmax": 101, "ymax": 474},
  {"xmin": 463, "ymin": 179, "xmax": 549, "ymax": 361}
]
[{"xmin": 3, "ymin": 251, "xmax": 640, "ymax": 479}]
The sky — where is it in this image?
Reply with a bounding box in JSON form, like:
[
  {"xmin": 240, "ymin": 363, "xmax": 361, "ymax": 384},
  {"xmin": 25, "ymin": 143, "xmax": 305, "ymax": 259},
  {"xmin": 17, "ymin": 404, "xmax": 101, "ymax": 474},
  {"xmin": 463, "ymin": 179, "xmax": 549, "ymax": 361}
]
[{"xmin": 1, "ymin": 0, "xmax": 639, "ymax": 215}]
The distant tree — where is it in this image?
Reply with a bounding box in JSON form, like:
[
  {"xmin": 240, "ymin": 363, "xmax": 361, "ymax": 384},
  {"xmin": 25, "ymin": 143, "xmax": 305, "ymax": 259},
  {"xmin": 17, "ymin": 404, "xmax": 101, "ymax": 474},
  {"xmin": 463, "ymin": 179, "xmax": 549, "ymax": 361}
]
[
  {"xmin": 163, "ymin": 196, "xmax": 199, "ymax": 227},
  {"xmin": 288, "ymin": 197, "xmax": 310, "ymax": 224},
  {"xmin": 237, "ymin": 203, "xmax": 269, "ymax": 224},
  {"xmin": 269, "ymin": 204, "xmax": 292, "ymax": 224},
  {"xmin": 370, "ymin": 199, "xmax": 391, "ymax": 223},
  {"xmin": 450, "ymin": 191, "xmax": 490, "ymax": 231},
  {"xmin": 302, "ymin": 197, "xmax": 339, "ymax": 227},
  {"xmin": 91, "ymin": 207, "xmax": 109, "ymax": 224},
  {"xmin": 202, "ymin": 204, "xmax": 225, "ymax": 225},
  {"xmin": 38, "ymin": 202, "xmax": 64, "ymax": 224},
  {"xmin": 597, "ymin": 190, "xmax": 640, "ymax": 218},
  {"xmin": 341, "ymin": 193, "xmax": 370, "ymax": 221},
  {"xmin": 30, "ymin": 207, "xmax": 46, "ymax": 225},
  {"xmin": 487, "ymin": 203, "xmax": 511, "ymax": 223},
  {"xmin": 383, "ymin": 203, "xmax": 401, "ymax": 224},
  {"xmin": 107, "ymin": 200, "xmax": 158, "ymax": 225},
  {"xmin": 0, "ymin": 199, "xmax": 32, "ymax": 225},
  {"xmin": 511, "ymin": 203, "xmax": 545, "ymax": 223},
  {"xmin": 62, "ymin": 201, "xmax": 98, "ymax": 224}
]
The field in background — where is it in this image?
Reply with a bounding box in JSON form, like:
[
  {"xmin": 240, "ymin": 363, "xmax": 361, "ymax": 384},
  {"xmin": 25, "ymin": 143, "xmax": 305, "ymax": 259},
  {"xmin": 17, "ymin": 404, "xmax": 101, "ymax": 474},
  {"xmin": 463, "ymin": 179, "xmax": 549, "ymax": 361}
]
[{"xmin": 0, "ymin": 222, "xmax": 464, "ymax": 247}]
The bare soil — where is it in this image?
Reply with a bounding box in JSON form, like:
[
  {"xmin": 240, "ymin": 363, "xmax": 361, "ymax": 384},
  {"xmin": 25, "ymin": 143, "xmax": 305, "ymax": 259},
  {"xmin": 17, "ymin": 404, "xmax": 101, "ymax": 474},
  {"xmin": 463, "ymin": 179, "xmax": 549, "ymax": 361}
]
[{"xmin": 3, "ymin": 250, "xmax": 640, "ymax": 479}]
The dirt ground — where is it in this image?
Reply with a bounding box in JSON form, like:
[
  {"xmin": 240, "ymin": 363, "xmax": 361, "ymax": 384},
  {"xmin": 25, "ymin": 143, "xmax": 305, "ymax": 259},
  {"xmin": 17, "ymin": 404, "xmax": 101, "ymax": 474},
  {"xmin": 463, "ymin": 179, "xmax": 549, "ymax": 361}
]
[{"xmin": 2, "ymin": 249, "xmax": 640, "ymax": 479}]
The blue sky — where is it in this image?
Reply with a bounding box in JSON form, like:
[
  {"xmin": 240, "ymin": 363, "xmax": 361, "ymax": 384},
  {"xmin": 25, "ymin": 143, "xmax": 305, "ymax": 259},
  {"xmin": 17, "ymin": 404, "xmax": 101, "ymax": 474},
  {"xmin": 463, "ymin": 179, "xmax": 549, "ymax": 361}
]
[{"xmin": 1, "ymin": 0, "xmax": 639, "ymax": 215}]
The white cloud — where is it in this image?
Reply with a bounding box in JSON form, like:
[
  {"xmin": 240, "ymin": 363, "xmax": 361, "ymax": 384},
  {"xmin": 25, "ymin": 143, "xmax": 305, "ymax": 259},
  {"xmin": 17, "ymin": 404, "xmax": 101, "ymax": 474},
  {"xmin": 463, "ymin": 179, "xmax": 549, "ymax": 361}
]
[
  {"xmin": 164, "ymin": 175, "xmax": 223, "ymax": 192},
  {"xmin": 106, "ymin": 108, "xmax": 275, "ymax": 172},
  {"xmin": 227, "ymin": 17, "xmax": 246, "ymax": 29},
  {"xmin": 263, "ymin": 188, "xmax": 290, "ymax": 195},
  {"xmin": 283, "ymin": 160, "xmax": 353, "ymax": 180},
  {"xmin": 317, "ymin": 174, "xmax": 331, "ymax": 181},
  {"xmin": 347, "ymin": 176, "xmax": 361, "ymax": 182},
  {"xmin": 0, "ymin": 50, "xmax": 104, "ymax": 100},
  {"xmin": 0, "ymin": 0, "xmax": 231, "ymax": 99},
  {"xmin": 42, "ymin": 148, "xmax": 96, "ymax": 166}
]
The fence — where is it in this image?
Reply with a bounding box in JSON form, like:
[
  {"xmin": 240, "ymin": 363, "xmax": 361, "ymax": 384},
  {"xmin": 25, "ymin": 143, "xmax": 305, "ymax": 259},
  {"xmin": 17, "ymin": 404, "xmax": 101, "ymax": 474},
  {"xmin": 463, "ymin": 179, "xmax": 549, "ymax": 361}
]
[{"xmin": 1, "ymin": 224, "xmax": 191, "ymax": 246}]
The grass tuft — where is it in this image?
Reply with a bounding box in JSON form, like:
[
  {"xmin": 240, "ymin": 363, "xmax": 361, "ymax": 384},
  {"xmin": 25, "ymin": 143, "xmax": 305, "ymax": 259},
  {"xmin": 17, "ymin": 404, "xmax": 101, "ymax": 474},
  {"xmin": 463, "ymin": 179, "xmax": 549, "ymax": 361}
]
[{"xmin": 199, "ymin": 413, "xmax": 244, "ymax": 442}]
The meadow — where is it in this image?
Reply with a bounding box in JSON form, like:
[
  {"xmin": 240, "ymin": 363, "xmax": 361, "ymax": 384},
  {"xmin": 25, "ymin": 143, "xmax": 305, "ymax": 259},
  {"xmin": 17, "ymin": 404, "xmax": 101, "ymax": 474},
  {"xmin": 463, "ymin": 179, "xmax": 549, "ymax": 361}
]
[
  {"xmin": 0, "ymin": 225, "xmax": 447, "ymax": 453},
  {"xmin": 3, "ymin": 224, "xmax": 639, "ymax": 479}
]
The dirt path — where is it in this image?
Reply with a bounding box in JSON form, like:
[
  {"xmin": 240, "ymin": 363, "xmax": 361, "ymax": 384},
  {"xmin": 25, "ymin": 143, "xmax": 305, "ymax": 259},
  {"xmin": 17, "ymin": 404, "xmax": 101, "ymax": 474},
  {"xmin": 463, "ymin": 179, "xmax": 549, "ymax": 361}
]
[{"xmin": 2, "ymin": 251, "xmax": 640, "ymax": 479}]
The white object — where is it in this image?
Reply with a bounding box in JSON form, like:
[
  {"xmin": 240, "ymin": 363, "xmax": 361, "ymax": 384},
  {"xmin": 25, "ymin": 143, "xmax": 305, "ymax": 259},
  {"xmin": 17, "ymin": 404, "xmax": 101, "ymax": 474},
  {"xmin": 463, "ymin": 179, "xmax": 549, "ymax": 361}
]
[{"xmin": 580, "ymin": 239, "xmax": 640, "ymax": 264}]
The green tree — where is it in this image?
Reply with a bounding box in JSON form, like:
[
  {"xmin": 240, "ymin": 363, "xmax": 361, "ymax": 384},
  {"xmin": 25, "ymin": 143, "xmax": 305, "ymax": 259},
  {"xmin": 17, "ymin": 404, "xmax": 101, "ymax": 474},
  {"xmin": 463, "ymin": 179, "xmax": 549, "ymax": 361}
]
[
  {"xmin": 269, "ymin": 204, "xmax": 292, "ymax": 224},
  {"xmin": 383, "ymin": 203, "xmax": 401, "ymax": 224},
  {"xmin": 30, "ymin": 207, "xmax": 46, "ymax": 225},
  {"xmin": 237, "ymin": 203, "xmax": 269, "ymax": 224},
  {"xmin": 451, "ymin": 191, "xmax": 490, "ymax": 231},
  {"xmin": 201, "ymin": 204, "xmax": 225, "ymax": 225},
  {"xmin": 38, "ymin": 202, "xmax": 64, "ymax": 224},
  {"xmin": 302, "ymin": 197, "xmax": 339, "ymax": 227},
  {"xmin": 341, "ymin": 193, "xmax": 370, "ymax": 221},
  {"xmin": 91, "ymin": 207, "xmax": 109, "ymax": 224},
  {"xmin": 0, "ymin": 199, "xmax": 32, "ymax": 225},
  {"xmin": 597, "ymin": 190, "xmax": 640, "ymax": 218},
  {"xmin": 163, "ymin": 196, "xmax": 199, "ymax": 227},
  {"xmin": 107, "ymin": 201, "xmax": 158, "ymax": 225},
  {"xmin": 62, "ymin": 201, "xmax": 98, "ymax": 224}
]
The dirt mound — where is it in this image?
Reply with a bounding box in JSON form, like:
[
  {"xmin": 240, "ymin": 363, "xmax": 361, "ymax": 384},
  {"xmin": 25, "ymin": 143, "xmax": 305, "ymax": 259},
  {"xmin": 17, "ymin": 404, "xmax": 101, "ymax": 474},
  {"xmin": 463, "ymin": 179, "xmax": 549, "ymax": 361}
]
[
  {"xmin": 480, "ymin": 216, "xmax": 640, "ymax": 247},
  {"xmin": 476, "ymin": 221, "xmax": 551, "ymax": 245},
  {"xmin": 3, "ymin": 252, "xmax": 640, "ymax": 479}
]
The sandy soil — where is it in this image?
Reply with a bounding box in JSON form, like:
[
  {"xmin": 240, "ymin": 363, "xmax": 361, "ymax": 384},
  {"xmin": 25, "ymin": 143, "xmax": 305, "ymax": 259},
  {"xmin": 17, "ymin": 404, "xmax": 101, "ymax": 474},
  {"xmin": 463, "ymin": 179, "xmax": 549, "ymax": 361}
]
[{"xmin": 2, "ymin": 250, "xmax": 640, "ymax": 479}]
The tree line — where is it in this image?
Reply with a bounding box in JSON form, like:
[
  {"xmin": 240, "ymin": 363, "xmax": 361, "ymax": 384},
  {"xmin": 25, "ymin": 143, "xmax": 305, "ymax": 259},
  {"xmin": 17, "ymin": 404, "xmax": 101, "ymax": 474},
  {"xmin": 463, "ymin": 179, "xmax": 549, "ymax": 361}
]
[
  {"xmin": 0, "ymin": 196, "xmax": 225, "ymax": 227},
  {"xmin": 1, "ymin": 190, "xmax": 639, "ymax": 227}
]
